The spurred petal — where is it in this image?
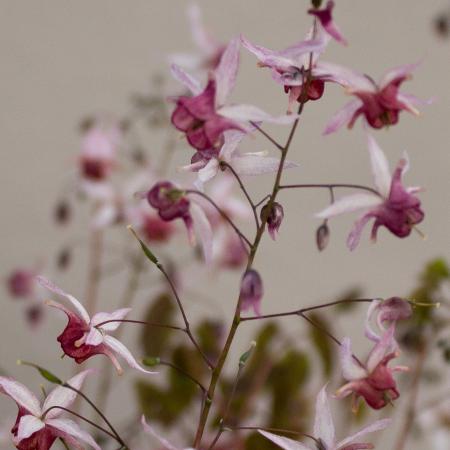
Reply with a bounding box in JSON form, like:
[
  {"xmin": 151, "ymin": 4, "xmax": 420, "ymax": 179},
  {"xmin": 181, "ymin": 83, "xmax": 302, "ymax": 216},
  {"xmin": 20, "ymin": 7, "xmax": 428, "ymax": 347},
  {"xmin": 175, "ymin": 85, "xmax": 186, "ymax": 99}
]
[
  {"xmin": 367, "ymin": 134, "xmax": 391, "ymax": 197},
  {"xmin": 16, "ymin": 415, "xmax": 45, "ymax": 443},
  {"xmin": 103, "ymin": 335, "xmax": 157, "ymax": 374},
  {"xmin": 215, "ymin": 37, "xmax": 240, "ymax": 107},
  {"xmin": 197, "ymin": 158, "xmax": 220, "ymax": 185},
  {"xmin": 313, "ymin": 386, "xmax": 335, "ymax": 448},
  {"xmin": 46, "ymin": 418, "xmax": 101, "ymax": 450},
  {"xmin": 219, "ymin": 104, "xmax": 299, "ymax": 124},
  {"xmin": 43, "ymin": 369, "xmax": 93, "ymax": 419},
  {"xmin": 37, "ymin": 276, "xmax": 90, "ymax": 324},
  {"xmin": 323, "ymin": 100, "xmax": 363, "ymax": 135},
  {"xmin": 316, "ymin": 194, "xmax": 382, "ymax": 219},
  {"xmin": 219, "ymin": 130, "xmax": 246, "ymax": 161},
  {"xmin": 336, "ymin": 418, "xmax": 391, "ymax": 449},
  {"xmin": 141, "ymin": 416, "xmax": 180, "ymax": 450},
  {"xmin": 259, "ymin": 430, "xmax": 311, "ymax": 450},
  {"xmin": 347, "ymin": 213, "xmax": 373, "ymax": 251},
  {"xmin": 364, "ymin": 299, "xmax": 383, "ymax": 342},
  {"xmin": 84, "ymin": 328, "xmax": 104, "ymax": 346},
  {"xmin": 232, "ymin": 155, "xmax": 298, "ymax": 176},
  {"xmin": 90, "ymin": 308, "xmax": 131, "ymax": 330},
  {"xmin": 187, "ymin": 2, "xmax": 220, "ymax": 56},
  {"xmin": 379, "ymin": 62, "xmax": 419, "ymax": 89},
  {"xmin": 190, "ymin": 202, "xmax": 213, "ymax": 263},
  {"xmin": 0, "ymin": 377, "xmax": 41, "ymax": 417},
  {"xmin": 367, "ymin": 325, "xmax": 395, "ymax": 372},
  {"xmin": 170, "ymin": 64, "xmax": 202, "ymax": 95},
  {"xmin": 340, "ymin": 338, "xmax": 367, "ymax": 381}
]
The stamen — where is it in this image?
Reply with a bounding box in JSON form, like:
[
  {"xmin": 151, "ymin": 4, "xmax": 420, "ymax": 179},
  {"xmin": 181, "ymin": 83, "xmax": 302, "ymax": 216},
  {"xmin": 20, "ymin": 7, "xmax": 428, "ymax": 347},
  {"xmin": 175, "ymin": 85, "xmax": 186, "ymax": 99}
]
[{"xmin": 412, "ymin": 225, "xmax": 427, "ymax": 240}]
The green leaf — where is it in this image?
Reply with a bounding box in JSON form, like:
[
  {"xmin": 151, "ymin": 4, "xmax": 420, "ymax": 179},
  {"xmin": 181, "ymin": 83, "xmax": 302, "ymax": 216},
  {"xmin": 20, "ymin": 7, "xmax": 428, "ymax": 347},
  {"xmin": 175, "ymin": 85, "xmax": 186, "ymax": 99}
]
[
  {"xmin": 17, "ymin": 361, "xmax": 62, "ymax": 385},
  {"xmin": 308, "ymin": 312, "xmax": 335, "ymax": 377},
  {"xmin": 196, "ymin": 320, "xmax": 224, "ymax": 363}
]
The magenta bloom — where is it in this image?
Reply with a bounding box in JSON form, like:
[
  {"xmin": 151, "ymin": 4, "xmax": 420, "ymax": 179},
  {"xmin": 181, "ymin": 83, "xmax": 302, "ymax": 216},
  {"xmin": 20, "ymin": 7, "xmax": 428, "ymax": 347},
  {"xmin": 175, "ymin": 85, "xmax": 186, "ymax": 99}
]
[
  {"xmin": 0, "ymin": 371, "xmax": 100, "ymax": 450},
  {"xmin": 263, "ymin": 202, "xmax": 284, "ymax": 240},
  {"xmin": 260, "ymin": 385, "xmax": 390, "ymax": 449},
  {"xmin": 316, "ymin": 135, "xmax": 424, "ymax": 250},
  {"xmin": 308, "ymin": 1, "xmax": 348, "ymax": 46},
  {"xmin": 336, "ymin": 326, "xmax": 408, "ymax": 410},
  {"xmin": 323, "ymin": 63, "xmax": 425, "ymax": 133},
  {"xmin": 240, "ymin": 269, "xmax": 263, "ymax": 316},
  {"xmin": 37, "ymin": 276, "xmax": 155, "ymax": 375}
]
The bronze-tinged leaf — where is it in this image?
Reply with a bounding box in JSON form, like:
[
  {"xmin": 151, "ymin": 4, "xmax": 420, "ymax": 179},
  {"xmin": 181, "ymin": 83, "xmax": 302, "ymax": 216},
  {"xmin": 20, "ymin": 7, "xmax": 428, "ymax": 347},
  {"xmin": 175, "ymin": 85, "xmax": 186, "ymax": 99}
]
[
  {"xmin": 140, "ymin": 293, "xmax": 176, "ymax": 357},
  {"xmin": 308, "ymin": 312, "xmax": 334, "ymax": 377}
]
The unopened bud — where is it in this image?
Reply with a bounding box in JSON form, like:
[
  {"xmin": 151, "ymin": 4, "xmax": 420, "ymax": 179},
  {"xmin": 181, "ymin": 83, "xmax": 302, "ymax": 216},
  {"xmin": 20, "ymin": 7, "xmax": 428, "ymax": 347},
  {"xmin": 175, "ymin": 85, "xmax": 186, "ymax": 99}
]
[
  {"xmin": 142, "ymin": 357, "xmax": 161, "ymax": 367},
  {"xmin": 316, "ymin": 222, "xmax": 330, "ymax": 251},
  {"xmin": 261, "ymin": 202, "xmax": 284, "ymax": 240},
  {"xmin": 54, "ymin": 200, "xmax": 71, "ymax": 225},
  {"xmin": 240, "ymin": 269, "xmax": 263, "ymax": 316}
]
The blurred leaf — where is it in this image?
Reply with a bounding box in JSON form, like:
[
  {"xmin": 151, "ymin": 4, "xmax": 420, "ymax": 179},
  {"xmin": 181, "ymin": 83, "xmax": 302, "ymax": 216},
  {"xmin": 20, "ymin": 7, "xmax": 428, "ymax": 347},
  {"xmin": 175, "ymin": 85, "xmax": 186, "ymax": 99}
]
[
  {"xmin": 196, "ymin": 319, "xmax": 224, "ymax": 363},
  {"xmin": 135, "ymin": 381, "xmax": 172, "ymax": 425},
  {"xmin": 308, "ymin": 312, "xmax": 335, "ymax": 377},
  {"xmin": 140, "ymin": 293, "xmax": 176, "ymax": 357}
]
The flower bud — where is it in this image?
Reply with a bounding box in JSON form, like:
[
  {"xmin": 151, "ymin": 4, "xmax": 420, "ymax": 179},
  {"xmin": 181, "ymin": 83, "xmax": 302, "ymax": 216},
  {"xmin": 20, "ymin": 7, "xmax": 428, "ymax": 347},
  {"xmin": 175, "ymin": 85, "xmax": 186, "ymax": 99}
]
[
  {"xmin": 147, "ymin": 181, "xmax": 190, "ymax": 222},
  {"xmin": 261, "ymin": 202, "xmax": 284, "ymax": 240},
  {"xmin": 316, "ymin": 222, "xmax": 330, "ymax": 251},
  {"xmin": 378, "ymin": 297, "xmax": 412, "ymax": 323},
  {"xmin": 240, "ymin": 269, "xmax": 263, "ymax": 316}
]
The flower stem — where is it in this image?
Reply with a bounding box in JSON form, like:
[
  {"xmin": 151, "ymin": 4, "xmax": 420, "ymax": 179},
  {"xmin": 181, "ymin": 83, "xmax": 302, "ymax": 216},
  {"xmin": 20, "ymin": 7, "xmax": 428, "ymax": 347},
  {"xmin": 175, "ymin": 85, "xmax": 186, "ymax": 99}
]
[
  {"xmin": 250, "ymin": 121, "xmax": 284, "ymax": 151},
  {"xmin": 279, "ymin": 183, "xmax": 380, "ymax": 196}
]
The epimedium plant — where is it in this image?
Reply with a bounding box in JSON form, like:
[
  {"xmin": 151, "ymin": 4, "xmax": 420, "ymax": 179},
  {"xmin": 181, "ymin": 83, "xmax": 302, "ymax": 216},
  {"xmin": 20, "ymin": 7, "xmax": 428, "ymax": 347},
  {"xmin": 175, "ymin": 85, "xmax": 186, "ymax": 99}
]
[{"xmin": 2, "ymin": 2, "xmax": 449, "ymax": 450}]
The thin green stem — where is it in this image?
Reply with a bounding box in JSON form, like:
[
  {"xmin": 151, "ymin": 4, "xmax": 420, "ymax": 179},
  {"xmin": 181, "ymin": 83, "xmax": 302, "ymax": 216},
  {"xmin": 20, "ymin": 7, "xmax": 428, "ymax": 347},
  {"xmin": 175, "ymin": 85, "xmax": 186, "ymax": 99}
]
[
  {"xmin": 279, "ymin": 183, "xmax": 380, "ymax": 196},
  {"xmin": 250, "ymin": 121, "xmax": 284, "ymax": 150}
]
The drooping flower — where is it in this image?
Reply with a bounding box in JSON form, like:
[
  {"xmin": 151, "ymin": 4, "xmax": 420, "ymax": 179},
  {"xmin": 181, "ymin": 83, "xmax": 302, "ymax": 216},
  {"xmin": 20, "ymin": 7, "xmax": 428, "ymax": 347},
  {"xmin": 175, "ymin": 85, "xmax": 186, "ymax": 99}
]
[
  {"xmin": 336, "ymin": 326, "xmax": 408, "ymax": 410},
  {"xmin": 146, "ymin": 181, "xmax": 213, "ymax": 262},
  {"xmin": 0, "ymin": 371, "xmax": 100, "ymax": 450},
  {"xmin": 261, "ymin": 202, "xmax": 284, "ymax": 240},
  {"xmin": 316, "ymin": 134, "xmax": 424, "ymax": 250},
  {"xmin": 180, "ymin": 130, "xmax": 298, "ymax": 189},
  {"xmin": 308, "ymin": 1, "xmax": 348, "ymax": 45},
  {"xmin": 240, "ymin": 269, "xmax": 263, "ymax": 316},
  {"xmin": 260, "ymin": 385, "xmax": 390, "ymax": 449},
  {"xmin": 171, "ymin": 37, "xmax": 300, "ymax": 153},
  {"xmin": 37, "ymin": 276, "xmax": 155, "ymax": 375},
  {"xmin": 323, "ymin": 63, "xmax": 425, "ymax": 133},
  {"xmin": 316, "ymin": 222, "xmax": 330, "ymax": 251}
]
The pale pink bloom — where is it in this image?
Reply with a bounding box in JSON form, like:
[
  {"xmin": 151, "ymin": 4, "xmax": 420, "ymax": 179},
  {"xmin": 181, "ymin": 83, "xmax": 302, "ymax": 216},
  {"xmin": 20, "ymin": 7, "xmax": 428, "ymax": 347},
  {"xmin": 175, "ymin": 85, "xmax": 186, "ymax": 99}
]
[
  {"xmin": 262, "ymin": 202, "xmax": 284, "ymax": 240},
  {"xmin": 180, "ymin": 130, "xmax": 298, "ymax": 188},
  {"xmin": 322, "ymin": 62, "xmax": 425, "ymax": 133},
  {"xmin": 316, "ymin": 135, "xmax": 424, "ymax": 250},
  {"xmin": 260, "ymin": 385, "xmax": 390, "ymax": 449},
  {"xmin": 308, "ymin": 1, "xmax": 348, "ymax": 46},
  {"xmin": 141, "ymin": 416, "xmax": 194, "ymax": 450},
  {"xmin": 37, "ymin": 276, "xmax": 155, "ymax": 376},
  {"xmin": 171, "ymin": 37, "xmax": 301, "ymax": 153},
  {"xmin": 0, "ymin": 371, "xmax": 100, "ymax": 450},
  {"xmin": 336, "ymin": 326, "xmax": 409, "ymax": 410}
]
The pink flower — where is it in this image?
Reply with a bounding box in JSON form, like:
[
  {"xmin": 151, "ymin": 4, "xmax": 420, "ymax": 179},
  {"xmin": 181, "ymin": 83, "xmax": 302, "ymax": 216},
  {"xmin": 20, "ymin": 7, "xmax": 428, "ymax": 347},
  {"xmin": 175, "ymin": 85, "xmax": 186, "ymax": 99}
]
[
  {"xmin": 316, "ymin": 135, "xmax": 424, "ymax": 250},
  {"xmin": 0, "ymin": 371, "xmax": 100, "ymax": 450},
  {"xmin": 171, "ymin": 37, "xmax": 300, "ymax": 152},
  {"xmin": 240, "ymin": 269, "xmax": 263, "ymax": 316},
  {"xmin": 37, "ymin": 276, "xmax": 155, "ymax": 376},
  {"xmin": 308, "ymin": 1, "xmax": 348, "ymax": 46},
  {"xmin": 323, "ymin": 63, "xmax": 424, "ymax": 133},
  {"xmin": 336, "ymin": 326, "xmax": 408, "ymax": 410},
  {"xmin": 260, "ymin": 385, "xmax": 390, "ymax": 449},
  {"xmin": 261, "ymin": 202, "xmax": 284, "ymax": 240}
]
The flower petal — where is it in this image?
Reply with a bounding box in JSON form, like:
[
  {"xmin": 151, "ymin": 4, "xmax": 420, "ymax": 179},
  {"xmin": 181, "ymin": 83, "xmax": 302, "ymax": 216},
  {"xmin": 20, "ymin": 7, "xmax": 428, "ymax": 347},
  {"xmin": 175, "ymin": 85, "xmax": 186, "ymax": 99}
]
[
  {"xmin": 336, "ymin": 418, "xmax": 391, "ymax": 449},
  {"xmin": 379, "ymin": 62, "xmax": 419, "ymax": 89},
  {"xmin": 219, "ymin": 104, "xmax": 299, "ymax": 124},
  {"xmin": 141, "ymin": 416, "xmax": 179, "ymax": 450},
  {"xmin": 232, "ymin": 155, "xmax": 298, "ymax": 176},
  {"xmin": 323, "ymin": 99, "xmax": 362, "ymax": 135},
  {"xmin": 90, "ymin": 308, "xmax": 131, "ymax": 330},
  {"xmin": 187, "ymin": 2, "xmax": 220, "ymax": 56},
  {"xmin": 219, "ymin": 130, "xmax": 246, "ymax": 161},
  {"xmin": 91, "ymin": 204, "xmax": 118, "ymax": 230},
  {"xmin": 46, "ymin": 418, "xmax": 100, "ymax": 450},
  {"xmin": 313, "ymin": 386, "xmax": 335, "ymax": 448},
  {"xmin": 190, "ymin": 202, "xmax": 213, "ymax": 263},
  {"xmin": 103, "ymin": 335, "xmax": 157, "ymax": 374},
  {"xmin": 316, "ymin": 194, "xmax": 382, "ymax": 219},
  {"xmin": 43, "ymin": 369, "xmax": 93, "ymax": 419},
  {"xmin": 259, "ymin": 430, "xmax": 311, "ymax": 450},
  {"xmin": 170, "ymin": 64, "xmax": 202, "ymax": 96},
  {"xmin": 347, "ymin": 213, "xmax": 373, "ymax": 251},
  {"xmin": 364, "ymin": 299, "xmax": 383, "ymax": 343},
  {"xmin": 36, "ymin": 276, "xmax": 90, "ymax": 324},
  {"xmin": 16, "ymin": 415, "xmax": 45, "ymax": 443},
  {"xmin": 0, "ymin": 377, "xmax": 41, "ymax": 417},
  {"xmin": 214, "ymin": 37, "xmax": 240, "ymax": 107},
  {"xmin": 197, "ymin": 158, "xmax": 220, "ymax": 186},
  {"xmin": 367, "ymin": 134, "xmax": 391, "ymax": 197},
  {"xmin": 339, "ymin": 337, "xmax": 367, "ymax": 381},
  {"xmin": 367, "ymin": 325, "xmax": 395, "ymax": 372}
]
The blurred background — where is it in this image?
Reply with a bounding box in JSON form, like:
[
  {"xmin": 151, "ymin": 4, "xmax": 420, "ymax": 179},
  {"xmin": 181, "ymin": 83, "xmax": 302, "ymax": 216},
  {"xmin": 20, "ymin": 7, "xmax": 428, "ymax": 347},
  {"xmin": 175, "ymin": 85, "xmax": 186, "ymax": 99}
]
[{"xmin": 1, "ymin": 1, "xmax": 449, "ymax": 449}]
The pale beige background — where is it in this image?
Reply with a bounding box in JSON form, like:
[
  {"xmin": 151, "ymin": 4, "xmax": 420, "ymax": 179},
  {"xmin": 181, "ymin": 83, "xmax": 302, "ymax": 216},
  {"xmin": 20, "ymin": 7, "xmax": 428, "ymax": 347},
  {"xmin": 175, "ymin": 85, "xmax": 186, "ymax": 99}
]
[{"xmin": 0, "ymin": 1, "xmax": 449, "ymax": 449}]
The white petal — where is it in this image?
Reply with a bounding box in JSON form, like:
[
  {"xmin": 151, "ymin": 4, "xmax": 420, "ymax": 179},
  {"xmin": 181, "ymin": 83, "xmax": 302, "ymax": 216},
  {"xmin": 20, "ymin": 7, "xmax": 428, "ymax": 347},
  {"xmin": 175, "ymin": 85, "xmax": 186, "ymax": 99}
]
[
  {"xmin": 190, "ymin": 202, "xmax": 213, "ymax": 263},
  {"xmin": 314, "ymin": 62, "xmax": 375, "ymax": 91},
  {"xmin": 43, "ymin": 369, "xmax": 93, "ymax": 419},
  {"xmin": 91, "ymin": 204, "xmax": 118, "ymax": 230},
  {"xmin": 259, "ymin": 430, "xmax": 311, "ymax": 450},
  {"xmin": 85, "ymin": 328, "xmax": 105, "ymax": 346},
  {"xmin": 364, "ymin": 299, "xmax": 383, "ymax": 343},
  {"xmin": 103, "ymin": 335, "xmax": 157, "ymax": 374},
  {"xmin": 313, "ymin": 386, "xmax": 335, "ymax": 448},
  {"xmin": 367, "ymin": 325, "xmax": 395, "ymax": 372},
  {"xmin": 379, "ymin": 62, "xmax": 419, "ymax": 89},
  {"xmin": 170, "ymin": 64, "xmax": 202, "ymax": 95},
  {"xmin": 339, "ymin": 338, "xmax": 367, "ymax": 381},
  {"xmin": 197, "ymin": 158, "xmax": 219, "ymax": 184},
  {"xmin": 322, "ymin": 99, "xmax": 362, "ymax": 135},
  {"xmin": 0, "ymin": 377, "xmax": 41, "ymax": 417},
  {"xmin": 232, "ymin": 155, "xmax": 298, "ymax": 176},
  {"xmin": 187, "ymin": 2, "xmax": 220, "ymax": 56},
  {"xmin": 46, "ymin": 418, "xmax": 101, "ymax": 450},
  {"xmin": 336, "ymin": 418, "xmax": 391, "ymax": 449},
  {"xmin": 219, "ymin": 104, "xmax": 299, "ymax": 124},
  {"xmin": 141, "ymin": 416, "xmax": 179, "ymax": 450},
  {"xmin": 16, "ymin": 415, "xmax": 45, "ymax": 443},
  {"xmin": 367, "ymin": 134, "xmax": 391, "ymax": 197},
  {"xmin": 219, "ymin": 130, "xmax": 246, "ymax": 162},
  {"xmin": 315, "ymin": 194, "xmax": 382, "ymax": 220},
  {"xmin": 215, "ymin": 37, "xmax": 240, "ymax": 106},
  {"xmin": 36, "ymin": 276, "xmax": 90, "ymax": 324},
  {"xmin": 90, "ymin": 308, "xmax": 131, "ymax": 330}
]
